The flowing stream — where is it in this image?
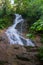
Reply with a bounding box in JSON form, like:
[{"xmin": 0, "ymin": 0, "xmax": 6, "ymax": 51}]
[{"xmin": 5, "ymin": 14, "xmax": 35, "ymax": 46}]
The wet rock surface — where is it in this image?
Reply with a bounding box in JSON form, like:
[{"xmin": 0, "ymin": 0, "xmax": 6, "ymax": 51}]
[{"xmin": 0, "ymin": 30, "xmax": 40, "ymax": 65}]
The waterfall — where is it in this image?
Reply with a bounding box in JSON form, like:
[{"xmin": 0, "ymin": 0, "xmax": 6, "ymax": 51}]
[{"xmin": 5, "ymin": 14, "xmax": 35, "ymax": 46}]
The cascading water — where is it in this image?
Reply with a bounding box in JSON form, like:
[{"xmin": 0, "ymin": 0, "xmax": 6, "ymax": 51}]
[{"xmin": 5, "ymin": 14, "xmax": 35, "ymax": 46}]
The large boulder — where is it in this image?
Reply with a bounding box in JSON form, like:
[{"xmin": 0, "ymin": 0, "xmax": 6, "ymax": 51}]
[{"xmin": 0, "ymin": 31, "xmax": 9, "ymax": 60}]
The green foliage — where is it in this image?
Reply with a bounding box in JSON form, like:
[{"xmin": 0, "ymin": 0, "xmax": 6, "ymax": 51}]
[
  {"xmin": 0, "ymin": 0, "xmax": 43, "ymax": 33},
  {"xmin": 0, "ymin": 9, "xmax": 3, "ymax": 17},
  {"xmin": 30, "ymin": 18, "xmax": 43, "ymax": 32},
  {"xmin": 14, "ymin": 0, "xmax": 43, "ymax": 34},
  {"xmin": 0, "ymin": 0, "xmax": 13, "ymax": 16},
  {"xmin": 0, "ymin": 0, "xmax": 14, "ymax": 29},
  {"xmin": 0, "ymin": 15, "xmax": 13, "ymax": 29},
  {"xmin": 14, "ymin": 0, "xmax": 42, "ymax": 17},
  {"xmin": 26, "ymin": 33, "xmax": 35, "ymax": 40}
]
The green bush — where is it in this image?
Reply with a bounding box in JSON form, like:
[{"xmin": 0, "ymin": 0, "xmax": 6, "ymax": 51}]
[
  {"xmin": 26, "ymin": 33, "xmax": 35, "ymax": 40},
  {"xmin": 0, "ymin": 9, "xmax": 3, "ymax": 17},
  {"xmin": 15, "ymin": 0, "xmax": 42, "ymax": 18},
  {"xmin": 30, "ymin": 18, "xmax": 43, "ymax": 33},
  {"xmin": 0, "ymin": 15, "xmax": 13, "ymax": 29},
  {"xmin": 0, "ymin": 0, "xmax": 43, "ymax": 32},
  {"xmin": 14, "ymin": 0, "xmax": 43, "ymax": 34}
]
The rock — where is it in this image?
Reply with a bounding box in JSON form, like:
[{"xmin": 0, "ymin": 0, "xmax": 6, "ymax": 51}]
[
  {"xmin": 0, "ymin": 61, "xmax": 8, "ymax": 65},
  {"xmin": 0, "ymin": 36, "xmax": 3, "ymax": 41},
  {"xmin": 0, "ymin": 32, "xmax": 9, "ymax": 44},
  {"xmin": 25, "ymin": 46, "xmax": 38, "ymax": 52},
  {"xmin": 0, "ymin": 30, "xmax": 39, "ymax": 65},
  {"xmin": 0, "ymin": 31, "xmax": 9, "ymax": 62},
  {"xmin": 16, "ymin": 53, "xmax": 30, "ymax": 61}
]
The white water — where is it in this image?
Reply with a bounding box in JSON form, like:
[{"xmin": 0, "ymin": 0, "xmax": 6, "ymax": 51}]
[{"xmin": 5, "ymin": 14, "xmax": 35, "ymax": 46}]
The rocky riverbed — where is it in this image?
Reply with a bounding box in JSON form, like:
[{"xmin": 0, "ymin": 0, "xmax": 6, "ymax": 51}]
[{"xmin": 0, "ymin": 30, "xmax": 42, "ymax": 65}]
